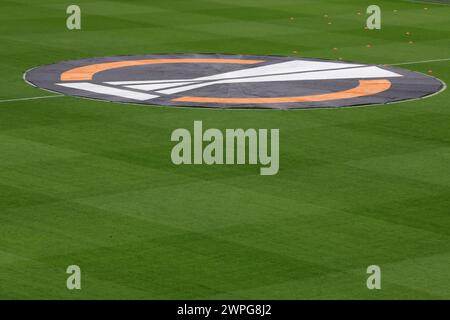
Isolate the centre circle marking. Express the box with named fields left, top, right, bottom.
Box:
left=24, top=54, right=444, bottom=109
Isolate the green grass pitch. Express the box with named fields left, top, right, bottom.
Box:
left=0, top=0, right=449, bottom=299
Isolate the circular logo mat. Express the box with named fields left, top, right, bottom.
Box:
left=24, top=54, right=444, bottom=109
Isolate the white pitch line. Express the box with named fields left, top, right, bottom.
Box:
left=405, top=0, right=450, bottom=6
left=0, top=95, right=64, bottom=103
left=391, top=58, right=450, bottom=66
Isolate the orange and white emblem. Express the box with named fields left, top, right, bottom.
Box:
left=25, top=54, right=443, bottom=109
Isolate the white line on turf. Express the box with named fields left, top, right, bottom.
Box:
left=0, top=95, right=64, bottom=103
left=391, top=58, right=450, bottom=66
left=405, top=0, right=450, bottom=6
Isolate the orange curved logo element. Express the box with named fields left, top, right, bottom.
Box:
left=174, top=80, right=392, bottom=104
left=60, top=59, right=265, bottom=81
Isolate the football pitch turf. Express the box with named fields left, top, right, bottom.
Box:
left=0, top=0, right=449, bottom=299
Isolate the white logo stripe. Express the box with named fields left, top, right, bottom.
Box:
left=56, top=82, right=158, bottom=101
left=105, top=79, right=196, bottom=85
left=105, top=61, right=364, bottom=86
left=193, top=60, right=364, bottom=81
left=156, top=66, right=402, bottom=95
left=124, top=81, right=199, bottom=91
